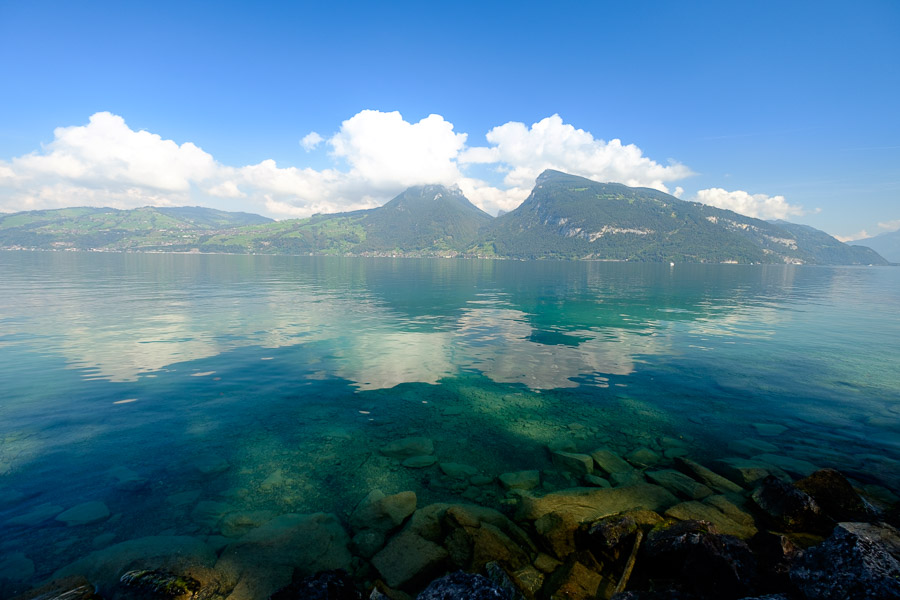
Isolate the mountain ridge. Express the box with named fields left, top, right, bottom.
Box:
left=0, top=172, right=889, bottom=265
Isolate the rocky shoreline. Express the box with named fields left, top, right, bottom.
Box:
left=9, top=442, right=900, bottom=600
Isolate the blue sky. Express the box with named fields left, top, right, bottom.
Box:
left=1, top=0, right=898, bottom=239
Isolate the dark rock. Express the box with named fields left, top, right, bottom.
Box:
left=551, top=452, right=594, bottom=476
left=418, top=571, right=513, bottom=600
left=368, top=580, right=412, bottom=600
left=640, top=520, right=757, bottom=599
left=588, top=513, right=639, bottom=552
left=748, top=531, right=799, bottom=595
left=484, top=562, right=524, bottom=600
left=119, top=569, right=201, bottom=598
left=10, top=576, right=102, bottom=600
left=790, top=521, right=900, bottom=599
left=443, top=507, right=532, bottom=571
left=611, top=592, right=699, bottom=599
left=269, top=569, right=361, bottom=600
left=795, top=469, right=877, bottom=522
left=751, top=476, right=829, bottom=533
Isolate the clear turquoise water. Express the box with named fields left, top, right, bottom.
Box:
left=1, top=252, right=899, bottom=587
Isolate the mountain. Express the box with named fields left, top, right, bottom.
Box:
left=854, top=229, right=900, bottom=263
left=0, top=174, right=890, bottom=265
left=194, top=184, right=492, bottom=255
left=0, top=206, right=273, bottom=251
left=770, top=220, right=887, bottom=265
left=476, top=170, right=888, bottom=265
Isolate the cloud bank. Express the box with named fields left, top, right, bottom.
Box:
left=1, top=110, right=791, bottom=222
left=694, top=188, right=805, bottom=221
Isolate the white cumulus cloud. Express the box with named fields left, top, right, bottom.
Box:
left=300, top=132, right=323, bottom=151
left=694, top=188, right=805, bottom=221
left=878, top=219, right=900, bottom=231
left=460, top=114, right=693, bottom=197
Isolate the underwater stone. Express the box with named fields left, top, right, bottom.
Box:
left=728, top=438, right=779, bottom=456
left=7, top=503, right=63, bottom=526
left=625, top=447, right=660, bottom=469
left=379, top=437, right=434, bottom=458
left=352, top=529, right=386, bottom=559
left=0, top=552, right=34, bottom=582
left=56, top=501, right=109, bottom=526
left=119, top=568, right=201, bottom=598
left=8, top=575, right=101, bottom=600
left=371, top=531, right=448, bottom=589
left=440, top=463, right=479, bottom=480
left=216, top=513, right=352, bottom=600
left=350, top=490, right=417, bottom=534
left=470, top=474, right=494, bottom=486
left=646, top=469, right=714, bottom=500
left=543, top=557, right=613, bottom=600
left=664, top=500, right=758, bottom=539
left=583, top=474, right=611, bottom=488
left=715, top=458, right=780, bottom=486
left=589, top=448, right=633, bottom=476
left=551, top=451, right=594, bottom=476
left=191, top=500, right=235, bottom=530
left=674, top=456, right=744, bottom=495
left=54, top=536, right=217, bottom=599
left=753, top=423, right=787, bottom=437
left=516, top=483, right=677, bottom=523
left=499, top=471, right=540, bottom=491
left=752, top=453, right=819, bottom=478
left=401, top=455, right=437, bottom=468
left=220, top=510, right=276, bottom=537
left=547, top=439, right=578, bottom=453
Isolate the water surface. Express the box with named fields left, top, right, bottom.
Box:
left=1, top=252, right=898, bottom=589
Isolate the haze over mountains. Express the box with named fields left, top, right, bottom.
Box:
left=0, top=170, right=889, bottom=265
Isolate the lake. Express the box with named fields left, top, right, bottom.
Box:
left=1, top=251, right=898, bottom=593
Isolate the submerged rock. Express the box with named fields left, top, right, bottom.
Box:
left=269, top=569, right=362, bottom=600
left=371, top=532, right=448, bottom=589
left=515, top=483, right=677, bottom=524
left=664, top=500, right=757, bottom=539
left=674, top=457, right=744, bottom=495
left=625, top=448, right=660, bottom=469
left=590, top=449, right=634, bottom=477
left=499, top=471, right=541, bottom=491
left=380, top=437, right=434, bottom=458
left=349, top=490, right=416, bottom=534
left=646, top=470, right=713, bottom=500
left=119, top=568, right=201, bottom=598
left=55, top=501, right=110, bottom=526
left=9, top=575, right=102, bottom=600
left=216, top=513, right=352, bottom=600
left=551, top=452, right=594, bottom=476
left=54, top=535, right=217, bottom=599
left=543, top=554, right=615, bottom=600
left=418, top=571, right=512, bottom=600
left=440, top=463, right=479, bottom=480
left=790, top=521, right=900, bottom=599
left=401, top=455, right=437, bottom=468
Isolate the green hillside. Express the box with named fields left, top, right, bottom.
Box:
left=0, top=173, right=889, bottom=265
left=478, top=170, right=888, bottom=265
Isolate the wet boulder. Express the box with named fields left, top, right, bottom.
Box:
left=542, top=553, right=615, bottom=600
left=795, top=469, right=877, bottom=523
left=418, top=571, right=513, bottom=600
left=119, top=569, right=201, bottom=598
left=751, top=476, right=830, bottom=533
left=639, top=520, right=758, bottom=599
left=790, top=521, right=900, bottom=600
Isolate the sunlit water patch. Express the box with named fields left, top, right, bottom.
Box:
left=0, top=252, right=898, bottom=594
